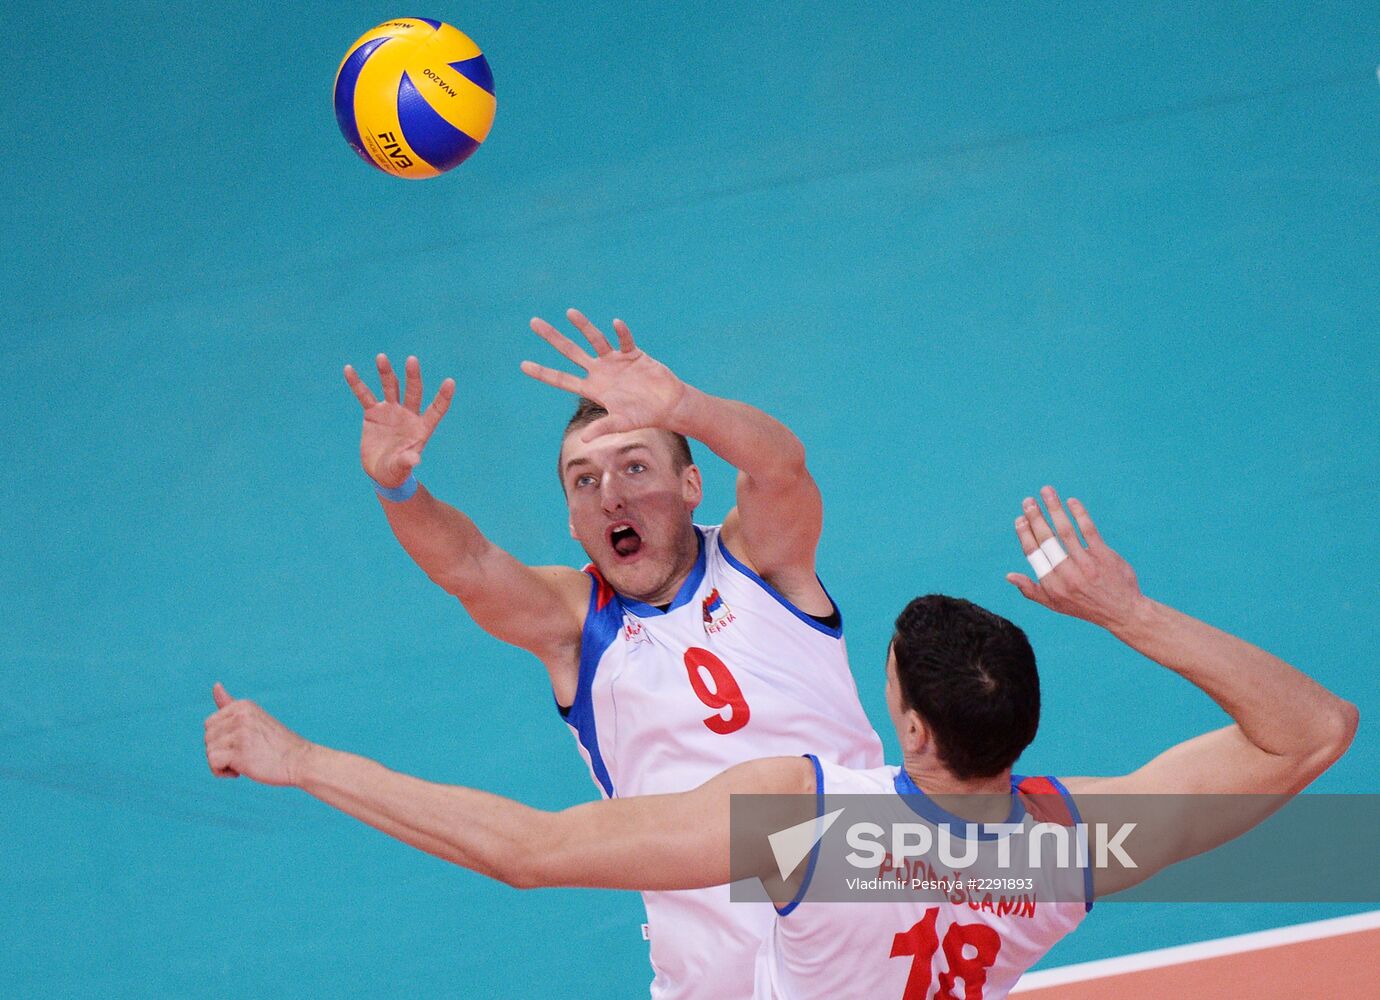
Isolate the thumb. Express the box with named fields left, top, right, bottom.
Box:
left=580, top=413, right=636, bottom=442
left=1005, top=573, right=1043, bottom=604
left=213, top=682, right=234, bottom=709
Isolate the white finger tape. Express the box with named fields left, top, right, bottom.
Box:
left=1027, top=548, right=1054, bottom=579
left=1040, top=537, right=1068, bottom=569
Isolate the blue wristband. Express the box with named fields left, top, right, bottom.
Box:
left=374, top=473, right=418, bottom=503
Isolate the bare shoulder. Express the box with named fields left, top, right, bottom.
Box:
left=1054, top=774, right=1127, bottom=811
left=719, top=508, right=832, bottom=615
left=720, top=757, right=821, bottom=898
left=718, top=507, right=759, bottom=573
left=523, top=566, right=594, bottom=707
left=716, top=755, right=818, bottom=796
left=1053, top=774, right=1157, bottom=834
left=1055, top=775, right=1114, bottom=795
left=531, top=564, right=595, bottom=622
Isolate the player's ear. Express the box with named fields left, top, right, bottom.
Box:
left=901, top=709, right=929, bottom=756
left=681, top=464, right=703, bottom=509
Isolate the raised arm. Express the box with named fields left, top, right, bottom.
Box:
left=1006, top=487, right=1358, bottom=893
left=203, top=684, right=813, bottom=893
left=521, top=311, right=828, bottom=613
left=343, top=355, right=586, bottom=698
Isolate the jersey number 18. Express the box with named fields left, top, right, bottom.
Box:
left=891, top=907, right=1001, bottom=1000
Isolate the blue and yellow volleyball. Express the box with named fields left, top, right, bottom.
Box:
left=334, top=18, right=496, bottom=179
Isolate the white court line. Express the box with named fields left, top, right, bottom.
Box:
left=1013, top=910, right=1380, bottom=991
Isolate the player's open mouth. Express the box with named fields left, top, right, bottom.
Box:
left=607, top=521, right=643, bottom=559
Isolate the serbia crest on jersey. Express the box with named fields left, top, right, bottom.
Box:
left=559, top=525, right=884, bottom=1000
left=753, top=759, right=1091, bottom=1000
left=702, top=587, right=735, bottom=633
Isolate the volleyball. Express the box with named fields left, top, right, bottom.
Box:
left=334, top=18, right=496, bottom=179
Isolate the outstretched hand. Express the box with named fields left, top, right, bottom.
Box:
left=344, top=355, right=456, bottom=488
left=203, top=683, right=311, bottom=787
left=1005, top=487, right=1145, bottom=631
left=520, top=309, right=689, bottom=441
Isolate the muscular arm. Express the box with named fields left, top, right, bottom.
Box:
left=1008, top=488, right=1358, bottom=895
left=1074, top=597, right=1358, bottom=798
left=670, top=386, right=829, bottom=615
left=1063, top=597, right=1357, bottom=895
left=381, top=484, right=587, bottom=698
left=204, top=690, right=815, bottom=895
left=344, top=356, right=586, bottom=698
left=299, top=750, right=812, bottom=892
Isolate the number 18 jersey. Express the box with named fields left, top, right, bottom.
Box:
left=754, top=759, right=1091, bottom=1000
left=561, top=524, right=884, bottom=999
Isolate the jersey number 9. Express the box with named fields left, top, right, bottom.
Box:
left=683, top=647, right=751, bottom=735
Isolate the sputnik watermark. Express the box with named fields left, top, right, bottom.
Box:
left=763, top=809, right=1134, bottom=881
left=841, top=821, right=1135, bottom=872
left=734, top=792, right=1380, bottom=904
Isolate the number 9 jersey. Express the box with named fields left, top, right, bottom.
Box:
left=560, top=524, right=884, bottom=999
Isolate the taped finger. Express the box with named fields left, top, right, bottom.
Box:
left=1039, top=536, right=1068, bottom=571
left=1027, top=547, right=1054, bottom=579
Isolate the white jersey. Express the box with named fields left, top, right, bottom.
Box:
left=561, top=524, right=884, bottom=999
left=754, top=759, right=1091, bottom=1000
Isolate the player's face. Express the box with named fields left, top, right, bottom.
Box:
left=560, top=428, right=702, bottom=604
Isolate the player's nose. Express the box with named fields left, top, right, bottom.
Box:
left=599, top=476, right=627, bottom=513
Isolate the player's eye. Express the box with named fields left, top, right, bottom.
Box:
left=627, top=463, right=646, bottom=474
left=575, top=474, right=596, bottom=488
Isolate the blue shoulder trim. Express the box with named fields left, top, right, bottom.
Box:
left=776, top=754, right=825, bottom=917
left=1044, top=775, right=1094, bottom=913
left=563, top=572, right=622, bottom=798
left=715, top=536, right=843, bottom=638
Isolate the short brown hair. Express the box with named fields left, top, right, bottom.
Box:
left=559, top=397, right=694, bottom=484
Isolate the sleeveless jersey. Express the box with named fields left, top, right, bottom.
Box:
left=561, top=524, right=884, bottom=999
left=753, top=759, right=1091, bottom=1000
